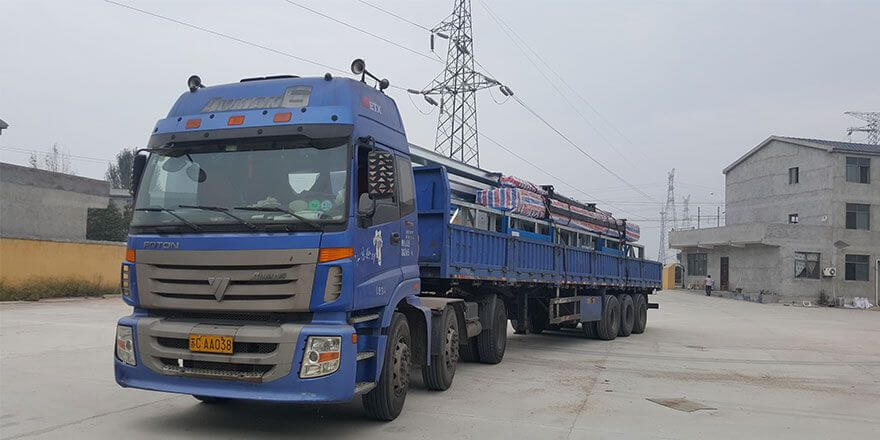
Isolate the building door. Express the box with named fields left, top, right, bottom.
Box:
left=720, top=257, right=729, bottom=291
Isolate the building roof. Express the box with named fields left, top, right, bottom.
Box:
left=723, top=135, right=880, bottom=174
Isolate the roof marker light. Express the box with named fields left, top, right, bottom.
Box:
left=274, top=112, right=292, bottom=123
left=185, top=118, right=201, bottom=129
left=227, top=115, right=244, bottom=126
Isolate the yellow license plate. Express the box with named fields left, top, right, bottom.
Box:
left=188, top=334, right=233, bottom=354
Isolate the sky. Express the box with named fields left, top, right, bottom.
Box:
left=1, top=0, right=878, bottom=257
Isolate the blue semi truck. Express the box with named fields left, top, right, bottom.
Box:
left=114, top=60, right=662, bottom=420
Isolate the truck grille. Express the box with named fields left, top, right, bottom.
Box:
left=136, top=316, right=303, bottom=383
left=134, top=249, right=318, bottom=312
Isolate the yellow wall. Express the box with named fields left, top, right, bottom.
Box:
left=0, top=237, right=125, bottom=287
left=662, top=264, right=677, bottom=290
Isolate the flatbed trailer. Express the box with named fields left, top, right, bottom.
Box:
left=114, top=61, right=662, bottom=421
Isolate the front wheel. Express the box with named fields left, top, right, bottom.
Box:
left=363, top=312, right=411, bottom=421
left=422, top=307, right=460, bottom=391
left=477, top=299, right=507, bottom=364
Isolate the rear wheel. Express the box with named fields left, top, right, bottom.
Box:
left=477, top=299, right=507, bottom=364
left=363, top=312, right=411, bottom=421
left=527, top=307, right=549, bottom=334
left=422, top=307, right=460, bottom=391
left=596, top=295, right=620, bottom=341
left=618, top=294, right=634, bottom=337
left=631, top=293, right=648, bottom=334
left=459, top=337, right=479, bottom=362
left=581, top=321, right=597, bottom=339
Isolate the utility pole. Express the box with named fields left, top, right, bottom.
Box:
left=845, top=111, right=879, bottom=145
left=409, top=0, right=510, bottom=166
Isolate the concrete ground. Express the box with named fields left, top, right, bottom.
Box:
left=1, top=290, right=878, bottom=440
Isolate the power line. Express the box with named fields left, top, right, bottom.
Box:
left=356, top=0, right=432, bottom=32
left=282, top=0, right=441, bottom=63
left=0, top=147, right=110, bottom=164
left=478, top=1, right=649, bottom=163
left=511, top=95, right=659, bottom=202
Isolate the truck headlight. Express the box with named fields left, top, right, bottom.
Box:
left=300, top=336, right=341, bottom=378
left=116, top=325, right=136, bottom=366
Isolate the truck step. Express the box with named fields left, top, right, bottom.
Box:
left=349, top=313, right=380, bottom=325
left=356, top=351, right=376, bottom=361
left=354, top=382, right=376, bottom=395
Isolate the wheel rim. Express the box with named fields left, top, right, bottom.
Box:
left=390, top=337, right=410, bottom=398
left=444, top=324, right=459, bottom=372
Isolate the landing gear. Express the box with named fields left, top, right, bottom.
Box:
left=363, top=312, right=411, bottom=421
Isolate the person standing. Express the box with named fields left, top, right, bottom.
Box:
left=705, top=275, right=714, bottom=296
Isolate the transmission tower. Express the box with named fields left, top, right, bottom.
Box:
left=681, top=194, right=692, bottom=229
left=409, top=0, right=510, bottom=166
left=657, top=169, right=678, bottom=264
left=845, top=111, right=880, bottom=145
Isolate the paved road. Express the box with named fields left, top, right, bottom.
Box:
left=1, top=291, right=879, bottom=439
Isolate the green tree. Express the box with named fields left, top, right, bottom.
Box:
left=106, top=148, right=135, bottom=190
left=86, top=202, right=131, bottom=242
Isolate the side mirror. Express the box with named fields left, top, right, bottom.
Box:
left=131, top=154, right=147, bottom=197
left=367, top=150, right=395, bottom=199
left=357, top=193, right=375, bottom=217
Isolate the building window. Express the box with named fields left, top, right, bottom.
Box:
left=794, top=252, right=820, bottom=279
left=687, top=253, right=707, bottom=276
left=788, top=167, right=799, bottom=184
left=845, top=203, right=870, bottom=230
left=845, top=157, right=870, bottom=184
left=788, top=213, right=799, bottom=224
left=845, top=254, right=869, bottom=281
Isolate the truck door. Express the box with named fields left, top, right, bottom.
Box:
left=394, top=155, right=419, bottom=280
left=353, top=144, right=402, bottom=310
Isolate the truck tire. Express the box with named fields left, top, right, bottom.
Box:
left=618, top=294, right=634, bottom=337
left=363, top=312, right=411, bottom=421
left=581, top=321, right=597, bottom=339
left=631, top=293, right=648, bottom=334
left=422, top=307, right=460, bottom=391
left=595, top=295, right=620, bottom=341
left=459, top=337, right=479, bottom=362
left=527, top=307, right=549, bottom=334
left=477, top=299, right=507, bottom=364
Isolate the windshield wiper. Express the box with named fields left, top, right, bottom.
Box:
left=135, top=207, right=202, bottom=232
left=232, top=206, right=324, bottom=231
left=177, top=205, right=256, bottom=230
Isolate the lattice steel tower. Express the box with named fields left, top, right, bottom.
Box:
left=845, top=111, right=880, bottom=145
left=658, top=169, right=678, bottom=264
left=410, top=0, right=508, bottom=166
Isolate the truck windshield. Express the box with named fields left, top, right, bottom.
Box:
left=131, top=137, right=350, bottom=231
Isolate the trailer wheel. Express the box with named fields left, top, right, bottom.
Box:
left=618, top=294, right=634, bottom=337
left=631, top=293, right=648, bottom=334
left=527, top=308, right=549, bottom=334
left=596, top=295, right=620, bottom=341
left=581, top=321, right=597, bottom=339
left=459, top=337, right=479, bottom=362
left=422, top=307, right=460, bottom=391
left=363, top=312, right=411, bottom=421
left=477, top=299, right=507, bottom=364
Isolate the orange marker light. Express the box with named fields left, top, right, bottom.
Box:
left=318, top=247, right=354, bottom=263
left=126, top=249, right=136, bottom=262
left=317, top=352, right=340, bottom=362
left=227, top=115, right=245, bottom=126
left=351, top=334, right=358, bottom=344
left=273, top=112, right=292, bottom=123
left=185, top=118, right=201, bottom=129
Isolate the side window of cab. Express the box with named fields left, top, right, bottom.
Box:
left=395, top=155, right=415, bottom=217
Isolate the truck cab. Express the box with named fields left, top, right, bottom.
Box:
left=116, top=72, right=434, bottom=420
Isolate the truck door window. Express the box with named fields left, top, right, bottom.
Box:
left=395, top=156, right=415, bottom=216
